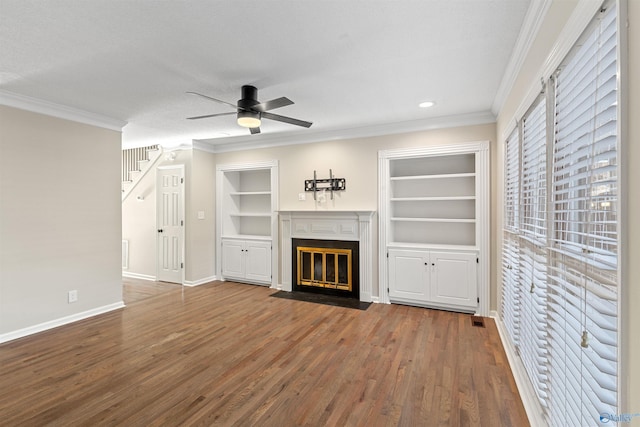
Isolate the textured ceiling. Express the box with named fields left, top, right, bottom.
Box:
left=0, top=0, right=531, bottom=149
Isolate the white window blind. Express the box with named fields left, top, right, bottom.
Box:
left=501, top=231, right=521, bottom=347
left=548, top=2, right=618, bottom=426
left=501, top=128, right=521, bottom=347
left=519, top=96, right=549, bottom=405
left=499, top=2, right=619, bottom=425
left=551, top=3, right=618, bottom=265
left=504, top=128, right=520, bottom=232
left=521, top=97, right=547, bottom=241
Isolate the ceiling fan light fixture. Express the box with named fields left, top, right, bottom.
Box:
left=237, top=110, right=261, bottom=128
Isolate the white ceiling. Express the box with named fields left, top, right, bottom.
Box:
left=0, top=0, right=532, bottom=150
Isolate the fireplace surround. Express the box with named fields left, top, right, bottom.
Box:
left=279, top=210, right=375, bottom=302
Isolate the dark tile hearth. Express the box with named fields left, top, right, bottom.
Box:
left=270, top=291, right=371, bottom=311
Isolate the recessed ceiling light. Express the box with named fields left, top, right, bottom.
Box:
left=419, top=101, right=435, bottom=108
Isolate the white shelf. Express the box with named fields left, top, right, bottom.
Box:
left=384, top=151, right=477, bottom=247
left=222, top=234, right=272, bottom=241
left=229, top=212, right=272, bottom=217
left=229, top=191, right=271, bottom=196
left=390, top=172, right=476, bottom=181
left=388, top=242, right=478, bottom=251
left=390, top=217, right=476, bottom=223
left=390, top=196, right=476, bottom=201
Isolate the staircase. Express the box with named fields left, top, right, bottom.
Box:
left=122, top=145, right=163, bottom=201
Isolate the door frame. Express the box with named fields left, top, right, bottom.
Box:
left=156, top=164, right=185, bottom=285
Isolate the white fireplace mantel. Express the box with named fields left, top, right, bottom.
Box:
left=278, top=210, right=375, bottom=302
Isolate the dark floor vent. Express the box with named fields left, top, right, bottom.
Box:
left=471, top=316, right=485, bottom=328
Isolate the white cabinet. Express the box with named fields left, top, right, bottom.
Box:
left=379, top=142, right=489, bottom=315
left=216, top=161, right=278, bottom=287
left=221, top=238, right=272, bottom=284
left=221, top=239, right=245, bottom=278
left=388, top=249, right=429, bottom=301
left=388, top=249, right=477, bottom=311
left=429, top=251, right=477, bottom=309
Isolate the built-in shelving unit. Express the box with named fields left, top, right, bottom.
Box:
left=388, top=152, right=476, bottom=249
left=378, top=142, right=489, bottom=315
left=216, top=161, right=278, bottom=286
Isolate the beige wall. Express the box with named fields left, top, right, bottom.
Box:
left=123, top=124, right=496, bottom=289
left=0, top=106, right=123, bottom=336
left=216, top=124, right=496, bottom=209
left=215, top=123, right=497, bottom=298
left=186, top=149, right=216, bottom=282
left=496, top=0, right=639, bottom=417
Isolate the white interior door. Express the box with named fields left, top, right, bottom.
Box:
left=157, top=166, right=184, bottom=284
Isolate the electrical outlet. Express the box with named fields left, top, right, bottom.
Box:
left=298, top=193, right=306, bottom=201
left=68, top=290, right=78, bottom=303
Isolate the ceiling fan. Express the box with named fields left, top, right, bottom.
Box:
left=187, top=85, right=312, bottom=135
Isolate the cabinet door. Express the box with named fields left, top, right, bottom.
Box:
left=388, top=249, right=429, bottom=302
left=429, top=251, right=477, bottom=309
left=222, top=239, right=245, bottom=279
left=245, top=240, right=272, bottom=283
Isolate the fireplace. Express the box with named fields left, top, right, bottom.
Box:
left=279, top=210, right=375, bottom=303
left=292, top=238, right=359, bottom=299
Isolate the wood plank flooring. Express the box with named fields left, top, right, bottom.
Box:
left=0, top=279, right=529, bottom=426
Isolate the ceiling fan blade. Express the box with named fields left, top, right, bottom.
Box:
left=250, top=126, right=261, bottom=135
left=186, top=91, right=238, bottom=110
left=186, top=112, right=236, bottom=120
left=253, top=97, right=294, bottom=112
left=262, top=112, right=312, bottom=128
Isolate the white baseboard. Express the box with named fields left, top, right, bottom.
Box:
left=0, top=301, right=125, bottom=344
left=122, top=271, right=156, bottom=281
left=183, top=275, right=217, bottom=287
left=492, top=313, right=547, bottom=427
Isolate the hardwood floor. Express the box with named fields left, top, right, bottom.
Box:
left=0, top=280, right=529, bottom=426
left=122, top=277, right=182, bottom=304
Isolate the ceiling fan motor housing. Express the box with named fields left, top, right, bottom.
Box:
left=237, top=85, right=261, bottom=126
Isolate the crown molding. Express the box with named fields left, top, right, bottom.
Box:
left=0, top=90, right=127, bottom=131
left=202, top=110, right=496, bottom=154
left=492, top=0, right=553, bottom=116
left=540, top=0, right=604, bottom=80
left=500, top=0, right=604, bottom=136
left=192, top=140, right=216, bottom=154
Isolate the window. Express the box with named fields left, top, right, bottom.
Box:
left=520, top=95, right=550, bottom=404
left=500, top=2, right=619, bottom=425
left=501, top=128, right=521, bottom=348
left=521, top=96, right=547, bottom=241
left=547, top=3, right=618, bottom=424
